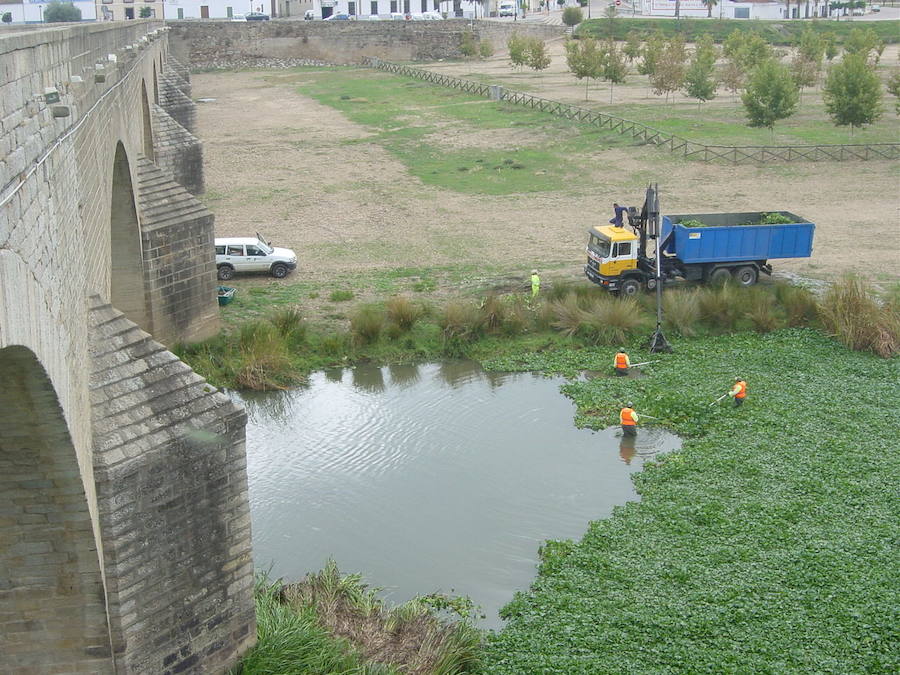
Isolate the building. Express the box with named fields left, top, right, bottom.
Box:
left=1, top=0, right=97, bottom=22
left=97, top=0, right=162, bottom=20
left=638, top=0, right=833, bottom=19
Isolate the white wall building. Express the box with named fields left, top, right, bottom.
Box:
left=639, top=0, right=832, bottom=19
left=0, top=0, right=97, bottom=23
left=298, top=0, right=488, bottom=19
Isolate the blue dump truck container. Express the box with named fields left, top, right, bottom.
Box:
left=662, top=212, right=815, bottom=264
left=585, top=210, right=815, bottom=295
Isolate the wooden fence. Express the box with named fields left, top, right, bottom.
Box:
left=364, top=58, right=900, bottom=165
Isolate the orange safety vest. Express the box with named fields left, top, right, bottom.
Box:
left=615, top=353, right=629, bottom=369
left=620, top=407, right=636, bottom=426
left=735, top=380, right=747, bottom=399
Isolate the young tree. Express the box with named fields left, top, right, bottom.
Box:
left=562, top=6, right=583, bottom=26
left=823, top=32, right=839, bottom=62
left=623, top=31, right=641, bottom=63
left=139, top=5, right=152, bottom=17
left=684, top=34, right=718, bottom=107
left=702, top=0, right=718, bottom=17
left=843, top=27, right=883, bottom=64
left=823, top=52, right=883, bottom=134
left=526, top=37, right=551, bottom=73
left=602, top=38, right=629, bottom=104
left=479, top=39, right=494, bottom=59
left=460, top=31, right=478, bottom=58
left=740, top=33, right=773, bottom=72
left=43, top=1, right=81, bottom=22
left=508, top=33, right=528, bottom=70
left=565, top=37, right=604, bottom=100
left=888, top=70, right=900, bottom=116
left=2, top=11, right=12, bottom=23
left=791, top=56, right=819, bottom=99
left=651, top=35, right=687, bottom=103
left=723, top=29, right=745, bottom=61
left=638, top=32, right=665, bottom=77
left=741, top=59, right=800, bottom=131
left=719, top=61, right=745, bottom=101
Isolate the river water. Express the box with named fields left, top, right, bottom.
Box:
left=233, top=361, right=680, bottom=628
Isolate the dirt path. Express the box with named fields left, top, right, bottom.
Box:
left=194, top=70, right=900, bottom=309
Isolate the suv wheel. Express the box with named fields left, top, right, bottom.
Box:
left=270, top=263, right=288, bottom=279
left=217, top=265, right=235, bottom=281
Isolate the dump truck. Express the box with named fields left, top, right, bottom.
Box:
left=584, top=210, right=815, bottom=295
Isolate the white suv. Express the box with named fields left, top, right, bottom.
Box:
left=215, top=234, right=297, bottom=281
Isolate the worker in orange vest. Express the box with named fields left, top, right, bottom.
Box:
left=729, top=377, right=747, bottom=407
left=614, top=348, right=631, bottom=376
left=620, top=401, right=639, bottom=437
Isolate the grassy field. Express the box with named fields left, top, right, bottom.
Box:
left=576, top=16, right=900, bottom=45
left=478, top=329, right=900, bottom=673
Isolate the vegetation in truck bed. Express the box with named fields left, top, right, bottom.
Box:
left=675, top=213, right=797, bottom=228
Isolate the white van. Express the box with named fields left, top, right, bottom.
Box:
left=499, top=1, right=516, bottom=16
left=215, top=234, right=297, bottom=280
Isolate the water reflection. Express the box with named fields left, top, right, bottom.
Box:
left=234, top=361, right=681, bottom=629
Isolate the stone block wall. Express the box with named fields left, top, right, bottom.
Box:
left=166, top=19, right=563, bottom=67
left=152, top=103, right=205, bottom=195
left=89, top=298, right=255, bottom=674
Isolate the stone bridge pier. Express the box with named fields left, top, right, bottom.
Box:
left=1, top=22, right=255, bottom=673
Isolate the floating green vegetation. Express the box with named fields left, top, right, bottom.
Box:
left=479, top=329, right=900, bottom=673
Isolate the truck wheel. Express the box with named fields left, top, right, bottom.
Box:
left=217, top=265, right=234, bottom=281
left=620, top=278, right=641, bottom=296
left=733, top=266, right=758, bottom=287
left=646, top=277, right=657, bottom=291
left=270, top=263, right=288, bottom=279
left=708, top=268, right=731, bottom=286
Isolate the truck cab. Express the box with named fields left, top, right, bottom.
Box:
left=584, top=225, right=641, bottom=293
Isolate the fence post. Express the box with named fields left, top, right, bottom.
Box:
left=489, top=85, right=504, bottom=101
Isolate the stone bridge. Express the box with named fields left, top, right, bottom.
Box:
left=1, top=21, right=255, bottom=674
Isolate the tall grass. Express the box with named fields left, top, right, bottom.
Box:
left=818, top=275, right=900, bottom=358
left=386, top=296, right=423, bottom=332
left=580, top=295, right=645, bottom=345
left=744, top=288, right=781, bottom=334
left=663, top=289, right=701, bottom=337
left=351, top=305, right=386, bottom=345
left=698, top=283, right=746, bottom=332
left=774, top=282, right=818, bottom=327
left=440, top=301, right=485, bottom=356
left=275, top=562, right=482, bottom=675
left=270, top=306, right=307, bottom=349
left=235, top=320, right=294, bottom=390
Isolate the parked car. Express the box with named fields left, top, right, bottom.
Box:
left=304, top=9, right=315, bottom=19
left=230, top=13, right=245, bottom=20
left=215, top=234, right=297, bottom=280
left=324, top=12, right=351, bottom=19
left=871, top=3, right=880, bottom=10
left=499, top=1, right=515, bottom=16
left=245, top=11, right=270, bottom=20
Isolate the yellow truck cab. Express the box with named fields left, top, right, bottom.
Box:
left=584, top=225, right=640, bottom=293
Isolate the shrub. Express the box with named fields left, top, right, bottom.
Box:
left=319, top=332, right=351, bottom=357
left=663, top=289, right=701, bottom=336
left=501, top=296, right=531, bottom=336
left=329, top=290, right=354, bottom=302
left=774, top=282, right=818, bottom=327
left=43, top=1, right=81, bottom=22
left=460, top=30, right=478, bottom=58
left=479, top=40, right=494, bottom=59
left=385, top=296, right=422, bottom=332
left=350, top=305, right=385, bottom=345
left=818, top=275, right=899, bottom=358
left=562, top=6, right=583, bottom=26
left=481, top=294, right=507, bottom=333
left=550, top=295, right=587, bottom=337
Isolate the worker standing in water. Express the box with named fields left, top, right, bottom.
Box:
left=614, top=348, right=631, bottom=376
left=530, top=269, right=540, bottom=298
left=729, top=377, right=747, bottom=407
left=620, top=402, right=639, bottom=437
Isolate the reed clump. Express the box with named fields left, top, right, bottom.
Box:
left=386, top=296, right=424, bottom=332
left=818, top=275, right=899, bottom=358
left=744, top=287, right=781, bottom=333
left=440, top=301, right=485, bottom=356
left=774, top=282, right=818, bottom=327
left=351, top=305, right=386, bottom=345
left=235, top=320, right=295, bottom=390
left=663, top=289, right=701, bottom=336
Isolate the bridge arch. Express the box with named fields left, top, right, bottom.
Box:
left=0, top=346, right=113, bottom=671
left=152, top=61, right=159, bottom=104
left=109, top=141, right=151, bottom=332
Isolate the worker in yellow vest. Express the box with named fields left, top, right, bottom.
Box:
left=530, top=269, right=540, bottom=298
left=614, top=348, right=631, bottom=376
left=729, top=377, right=747, bottom=407
left=620, top=402, right=639, bottom=437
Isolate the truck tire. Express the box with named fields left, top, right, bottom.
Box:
left=620, top=278, right=641, bottom=297
left=733, top=265, right=758, bottom=287
left=708, top=268, right=732, bottom=286
left=217, top=265, right=235, bottom=281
